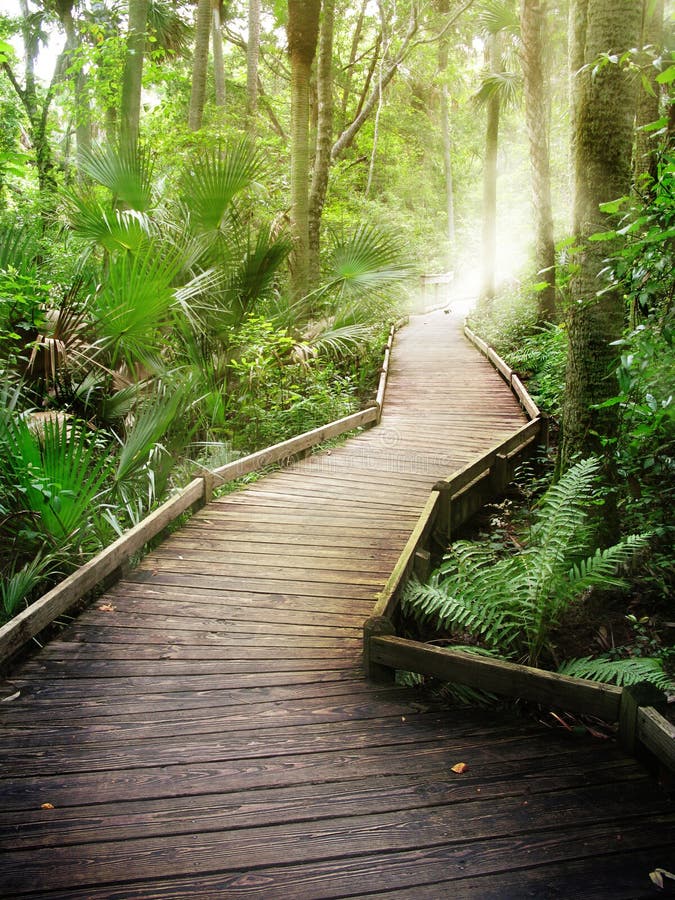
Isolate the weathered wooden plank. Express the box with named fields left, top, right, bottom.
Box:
left=0, top=757, right=651, bottom=853
left=371, top=492, right=440, bottom=620
left=512, top=372, right=541, bottom=418
left=638, top=705, right=675, bottom=772
left=434, top=417, right=542, bottom=495
left=369, top=636, right=623, bottom=721
left=1, top=793, right=671, bottom=894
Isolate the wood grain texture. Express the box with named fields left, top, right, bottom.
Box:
left=0, top=310, right=670, bottom=898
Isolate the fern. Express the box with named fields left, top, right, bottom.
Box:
left=403, top=458, right=652, bottom=668
left=558, top=656, right=674, bottom=691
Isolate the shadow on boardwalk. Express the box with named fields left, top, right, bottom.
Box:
left=0, top=311, right=672, bottom=898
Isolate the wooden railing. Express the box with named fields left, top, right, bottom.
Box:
left=0, top=320, right=400, bottom=666
left=419, top=271, right=454, bottom=311
left=363, top=322, right=674, bottom=775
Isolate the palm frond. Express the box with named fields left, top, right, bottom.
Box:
left=64, top=192, right=155, bottom=252
left=322, top=225, right=412, bottom=310
left=147, top=0, right=191, bottom=55
left=0, top=413, right=112, bottom=547
left=301, top=322, right=373, bottom=358
left=558, top=655, right=674, bottom=690
left=0, top=224, right=37, bottom=274
left=1, top=553, right=61, bottom=620
left=477, top=0, right=520, bottom=36
left=224, top=225, right=293, bottom=320
left=473, top=70, right=521, bottom=108
left=79, top=143, right=155, bottom=212
left=113, top=386, right=187, bottom=487
left=182, top=140, right=264, bottom=233
left=91, top=242, right=183, bottom=368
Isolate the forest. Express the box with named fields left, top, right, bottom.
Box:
left=0, top=0, right=673, bottom=690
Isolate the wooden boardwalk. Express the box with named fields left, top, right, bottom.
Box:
left=1, top=311, right=673, bottom=898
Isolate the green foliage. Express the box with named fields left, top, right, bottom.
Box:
left=0, top=409, right=112, bottom=552
left=505, top=325, right=567, bottom=417
left=402, top=458, right=653, bottom=676
left=1, top=554, right=61, bottom=621
left=591, top=153, right=675, bottom=593
left=468, top=285, right=567, bottom=416
left=558, top=655, right=673, bottom=690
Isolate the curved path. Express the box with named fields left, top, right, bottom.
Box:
left=0, top=311, right=672, bottom=898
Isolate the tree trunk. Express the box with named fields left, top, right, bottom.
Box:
left=119, top=0, right=148, bottom=152
left=634, top=0, right=664, bottom=184
left=480, top=87, right=499, bottom=303
left=340, top=0, right=368, bottom=130
left=520, top=0, right=555, bottom=321
left=437, top=0, right=455, bottom=257
left=561, top=0, right=642, bottom=466
left=58, top=2, right=92, bottom=171
left=479, top=32, right=501, bottom=305
left=246, top=0, right=261, bottom=122
left=287, top=0, right=321, bottom=300
left=188, top=0, right=212, bottom=131
left=308, top=0, right=335, bottom=290
left=212, top=0, right=226, bottom=110
left=331, top=10, right=417, bottom=162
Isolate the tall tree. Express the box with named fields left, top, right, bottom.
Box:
left=474, top=0, right=519, bottom=304
left=437, top=0, right=456, bottom=257
left=188, top=0, right=212, bottom=131
left=119, top=0, right=149, bottom=152
left=246, top=0, right=261, bottom=122
left=54, top=0, right=91, bottom=167
left=1, top=1, right=57, bottom=196
left=561, top=0, right=642, bottom=465
left=212, top=0, right=226, bottom=109
left=520, top=0, right=555, bottom=321
left=287, top=0, right=321, bottom=299
left=308, top=0, right=335, bottom=289
left=634, top=0, right=664, bottom=184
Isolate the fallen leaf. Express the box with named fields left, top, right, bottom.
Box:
left=451, top=762, right=469, bottom=774
left=98, top=603, right=116, bottom=612
left=40, top=803, right=55, bottom=810
left=650, top=869, right=675, bottom=890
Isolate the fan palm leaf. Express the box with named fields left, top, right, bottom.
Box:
left=0, top=413, right=112, bottom=548
left=322, top=225, right=412, bottom=309
left=181, top=140, right=264, bottom=234
left=79, top=143, right=155, bottom=212
left=91, top=242, right=185, bottom=369
left=64, top=193, right=155, bottom=252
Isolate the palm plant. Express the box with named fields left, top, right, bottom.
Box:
left=402, top=458, right=668, bottom=688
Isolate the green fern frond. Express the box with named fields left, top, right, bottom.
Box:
left=558, top=655, right=673, bottom=690
left=566, top=533, right=652, bottom=594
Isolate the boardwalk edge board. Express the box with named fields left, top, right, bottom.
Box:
left=364, top=322, right=674, bottom=773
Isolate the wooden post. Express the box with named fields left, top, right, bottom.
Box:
left=413, top=548, right=431, bottom=582
left=363, top=615, right=396, bottom=682
left=433, top=483, right=451, bottom=543
left=618, top=682, right=666, bottom=755
left=489, top=452, right=509, bottom=495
